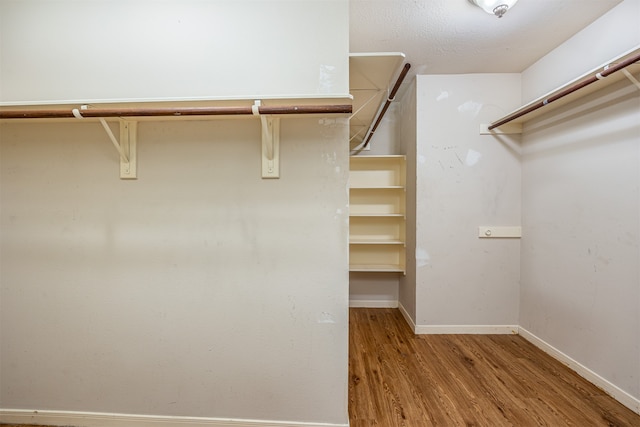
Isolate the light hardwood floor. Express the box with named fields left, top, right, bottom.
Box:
left=349, top=308, right=640, bottom=426
left=3, top=308, right=639, bottom=426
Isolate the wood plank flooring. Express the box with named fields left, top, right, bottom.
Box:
left=349, top=308, right=640, bottom=426
left=3, top=308, right=639, bottom=426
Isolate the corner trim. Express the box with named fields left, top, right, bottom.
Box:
left=518, top=327, right=640, bottom=415
left=0, top=410, right=349, bottom=427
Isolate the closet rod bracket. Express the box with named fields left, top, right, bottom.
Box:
left=480, top=123, right=522, bottom=135
left=99, top=118, right=137, bottom=179
left=254, top=101, right=280, bottom=179
left=622, top=69, right=640, bottom=91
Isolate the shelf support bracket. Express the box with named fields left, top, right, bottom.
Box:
left=480, top=123, right=522, bottom=135
left=99, top=118, right=137, bottom=179
left=622, top=69, right=640, bottom=91
left=254, top=101, right=280, bottom=179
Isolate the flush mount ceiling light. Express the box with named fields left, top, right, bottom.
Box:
left=469, top=0, right=518, bottom=18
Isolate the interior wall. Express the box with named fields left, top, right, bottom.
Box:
left=414, top=74, right=522, bottom=329
left=398, top=82, right=418, bottom=320
left=520, top=79, right=640, bottom=404
left=521, top=0, right=640, bottom=103
left=519, top=0, right=640, bottom=403
left=0, top=0, right=349, bottom=104
left=0, top=1, right=350, bottom=425
left=0, top=118, right=350, bottom=424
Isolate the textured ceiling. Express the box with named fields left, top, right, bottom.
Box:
left=350, top=0, right=623, bottom=86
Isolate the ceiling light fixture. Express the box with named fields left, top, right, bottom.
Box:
left=469, top=0, right=518, bottom=18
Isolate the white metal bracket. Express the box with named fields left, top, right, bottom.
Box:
left=261, top=116, right=280, bottom=178
left=622, top=69, right=640, bottom=91
left=253, top=101, right=280, bottom=179
left=99, top=118, right=137, bottom=179
left=480, top=123, right=523, bottom=135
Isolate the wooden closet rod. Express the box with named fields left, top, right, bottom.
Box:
left=488, top=52, right=640, bottom=131
left=363, top=62, right=412, bottom=147
left=0, top=104, right=352, bottom=120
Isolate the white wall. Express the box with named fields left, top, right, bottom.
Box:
left=0, top=0, right=349, bottom=104
left=520, top=0, right=640, bottom=404
left=398, top=82, right=418, bottom=320
left=414, top=74, right=522, bottom=330
left=349, top=273, right=398, bottom=307
left=522, top=0, right=640, bottom=103
left=0, top=1, right=350, bottom=425
left=0, top=118, right=350, bottom=426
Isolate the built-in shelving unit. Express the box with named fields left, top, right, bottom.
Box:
left=349, top=155, right=406, bottom=273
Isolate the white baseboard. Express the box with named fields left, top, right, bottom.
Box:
left=519, top=327, right=640, bottom=415
left=414, top=324, right=519, bottom=335
left=0, top=409, right=349, bottom=427
left=395, top=303, right=518, bottom=335
left=349, top=299, right=398, bottom=308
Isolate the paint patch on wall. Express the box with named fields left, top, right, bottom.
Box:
left=465, top=149, right=482, bottom=166
left=457, top=100, right=483, bottom=117
left=416, top=248, right=430, bottom=267
left=318, top=64, right=337, bottom=93
left=418, top=154, right=426, bottom=164
left=317, top=311, right=336, bottom=324
left=436, top=91, right=449, bottom=101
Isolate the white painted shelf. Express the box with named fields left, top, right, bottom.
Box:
left=489, top=47, right=640, bottom=131
left=349, top=53, right=405, bottom=148
left=349, top=155, right=406, bottom=274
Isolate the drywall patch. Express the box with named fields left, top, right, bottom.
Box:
left=436, top=91, right=449, bottom=101
left=416, top=248, right=430, bottom=267
left=317, top=311, right=336, bottom=324
left=318, top=64, right=337, bottom=93
left=465, top=149, right=482, bottom=166
left=457, top=100, right=483, bottom=117
left=418, top=154, right=426, bottom=164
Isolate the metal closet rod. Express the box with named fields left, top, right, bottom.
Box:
left=488, top=51, right=640, bottom=131
left=363, top=62, right=412, bottom=147
left=0, top=103, right=352, bottom=119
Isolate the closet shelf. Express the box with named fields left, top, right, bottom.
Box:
left=350, top=186, right=405, bottom=190
left=0, top=97, right=352, bottom=121
left=350, top=264, right=405, bottom=273
left=349, top=155, right=406, bottom=274
left=0, top=96, right=352, bottom=180
left=349, top=53, right=406, bottom=149
left=350, top=213, right=405, bottom=217
left=350, top=239, right=405, bottom=245
left=488, top=47, right=640, bottom=132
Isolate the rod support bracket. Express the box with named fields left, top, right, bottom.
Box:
left=622, top=69, right=640, bottom=91
left=261, top=116, right=280, bottom=179
left=119, top=119, right=137, bottom=179
left=99, top=118, right=137, bottom=179
left=255, top=101, right=280, bottom=179
left=480, top=123, right=522, bottom=135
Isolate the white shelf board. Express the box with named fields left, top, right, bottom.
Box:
left=349, top=214, right=405, bottom=217
left=349, top=239, right=405, bottom=245
left=349, top=264, right=405, bottom=273
left=490, top=47, right=640, bottom=129
left=350, top=186, right=405, bottom=189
